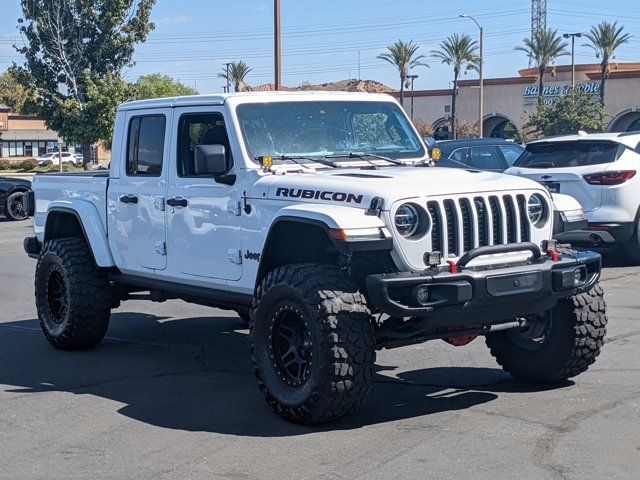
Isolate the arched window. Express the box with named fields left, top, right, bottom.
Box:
left=489, top=119, right=518, bottom=139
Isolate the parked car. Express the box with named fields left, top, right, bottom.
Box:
left=0, top=176, right=32, bottom=221
left=506, top=131, right=640, bottom=260
left=435, top=138, right=524, bottom=172
left=37, top=151, right=80, bottom=166
left=24, top=92, right=606, bottom=425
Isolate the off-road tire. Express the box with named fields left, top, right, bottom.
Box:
left=486, top=279, right=607, bottom=383
left=35, top=237, right=111, bottom=350
left=4, top=191, right=29, bottom=221
left=250, top=263, right=375, bottom=425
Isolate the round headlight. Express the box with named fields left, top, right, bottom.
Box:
left=395, top=203, right=419, bottom=237
left=527, top=194, right=546, bottom=226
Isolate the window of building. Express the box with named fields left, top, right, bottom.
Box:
left=126, top=115, right=166, bottom=176
left=177, top=113, right=231, bottom=177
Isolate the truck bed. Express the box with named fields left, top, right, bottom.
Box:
left=32, top=172, right=109, bottom=241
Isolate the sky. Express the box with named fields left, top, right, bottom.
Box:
left=0, top=0, right=639, bottom=93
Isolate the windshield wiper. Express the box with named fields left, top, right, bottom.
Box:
left=324, top=152, right=407, bottom=166
left=255, top=155, right=340, bottom=168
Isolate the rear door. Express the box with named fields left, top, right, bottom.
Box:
left=513, top=140, right=623, bottom=212
left=108, top=109, right=171, bottom=271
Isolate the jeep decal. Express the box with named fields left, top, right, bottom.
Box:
left=275, top=187, right=363, bottom=204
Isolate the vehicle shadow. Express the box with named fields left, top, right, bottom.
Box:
left=0, top=312, right=571, bottom=437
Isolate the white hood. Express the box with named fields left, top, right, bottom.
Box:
left=257, top=166, right=548, bottom=209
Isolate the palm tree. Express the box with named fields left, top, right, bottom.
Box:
left=430, top=34, right=479, bottom=140
left=218, top=61, right=252, bottom=92
left=584, top=21, right=631, bottom=104
left=516, top=29, right=568, bottom=106
left=378, top=40, right=427, bottom=107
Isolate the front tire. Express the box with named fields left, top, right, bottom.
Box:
left=35, top=238, right=111, bottom=350
left=486, top=284, right=607, bottom=383
left=4, top=191, right=29, bottom=221
left=250, top=264, right=375, bottom=425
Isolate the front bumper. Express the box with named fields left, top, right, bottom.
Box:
left=365, top=245, right=601, bottom=326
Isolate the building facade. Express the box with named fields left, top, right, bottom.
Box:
left=400, top=63, right=640, bottom=139
left=0, top=105, right=110, bottom=164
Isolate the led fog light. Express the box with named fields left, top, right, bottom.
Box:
left=413, top=285, right=430, bottom=305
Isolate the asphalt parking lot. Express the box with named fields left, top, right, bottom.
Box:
left=0, top=218, right=638, bottom=480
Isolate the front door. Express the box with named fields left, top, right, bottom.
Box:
left=165, top=107, right=242, bottom=281
left=108, top=109, right=171, bottom=272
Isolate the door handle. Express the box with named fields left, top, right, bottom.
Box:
left=119, top=194, right=138, bottom=204
left=166, top=197, right=188, bottom=208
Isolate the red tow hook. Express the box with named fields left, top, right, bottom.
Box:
left=447, top=260, right=459, bottom=273
left=547, top=249, right=559, bottom=262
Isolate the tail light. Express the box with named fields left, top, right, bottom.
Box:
left=583, top=170, right=636, bottom=185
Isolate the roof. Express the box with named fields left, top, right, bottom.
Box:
left=529, top=131, right=640, bottom=149
left=437, top=138, right=517, bottom=148
left=119, top=91, right=399, bottom=111
left=0, top=129, right=58, bottom=141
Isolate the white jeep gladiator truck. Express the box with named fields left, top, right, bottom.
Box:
left=24, top=92, right=607, bottom=425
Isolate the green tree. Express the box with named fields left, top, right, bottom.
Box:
left=135, top=74, right=198, bottom=99
left=218, top=61, right=252, bottom=92
left=430, top=34, right=478, bottom=140
left=523, top=90, right=607, bottom=137
left=377, top=40, right=427, bottom=108
left=0, top=68, right=38, bottom=114
left=516, top=29, right=568, bottom=106
left=584, top=21, right=631, bottom=104
left=16, top=0, right=156, bottom=167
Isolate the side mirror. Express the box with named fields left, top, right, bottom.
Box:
left=194, top=144, right=231, bottom=176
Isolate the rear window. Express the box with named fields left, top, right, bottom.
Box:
left=515, top=140, right=623, bottom=168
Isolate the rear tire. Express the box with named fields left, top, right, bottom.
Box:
left=4, top=191, right=29, bottom=221
left=486, top=284, right=607, bottom=383
left=250, top=264, right=375, bottom=425
left=35, top=238, right=111, bottom=350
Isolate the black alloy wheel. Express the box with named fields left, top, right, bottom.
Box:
left=45, top=268, right=69, bottom=326
left=269, top=302, right=313, bottom=388
left=5, top=191, right=29, bottom=221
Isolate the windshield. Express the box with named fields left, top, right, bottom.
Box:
left=515, top=140, right=623, bottom=168
left=236, top=101, right=425, bottom=162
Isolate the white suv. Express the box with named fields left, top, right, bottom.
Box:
left=506, top=131, right=640, bottom=260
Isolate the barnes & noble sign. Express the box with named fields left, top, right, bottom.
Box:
left=523, top=82, right=601, bottom=105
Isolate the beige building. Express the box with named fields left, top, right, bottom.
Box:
left=0, top=105, right=110, bottom=164
left=399, top=63, right=640, bottom=139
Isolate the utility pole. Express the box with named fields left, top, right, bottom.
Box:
left=460, top=14, right=484, bottom=138
left=223, top=62, right=231, bottom=93
left=274, top=0, right=281, bottom=91
left=407, top=74, right=418, bottom=120
left=530, top=0, right=547, bottom=66
left=358, top=50, right=361, bottom=80
left=563, top=32, right=583, bottom=89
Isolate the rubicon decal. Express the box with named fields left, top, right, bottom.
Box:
left=275, top=187, right=363, bottom=204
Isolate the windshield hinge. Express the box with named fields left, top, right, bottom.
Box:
left=227, top=248, right=243, bottom=265
left=154, top=241, right=167, bottom=256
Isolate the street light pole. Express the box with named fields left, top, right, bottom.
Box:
left=274, top=0, right=281, bottom=91
left=223, top=62, right=231, bottom=93
left=563, top=32, right=583, bottom=89
left=460, top=14, right=483, bottom=138
left=407, top=74, right=418, bottom=120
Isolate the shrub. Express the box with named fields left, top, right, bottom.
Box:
left=412, top=119, right=434, bottom=137
left=43, top=159, right=53, bottom=166
left=18, top=158, right=39, bottom=171
left=0, top=159, right=12, bottom=170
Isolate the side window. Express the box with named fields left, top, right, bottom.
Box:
left=449, top=148, right=469, bottom=165
left=498, top=145, right=525, bottom=166
left=470, top=146, right=505, bottom=170
left=126, top=115, right=166, bottom=176
left=635, top=141, right=640, bottom=154
left=177, top=113, right=231, bottom=177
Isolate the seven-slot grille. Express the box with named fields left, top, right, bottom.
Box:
left=426, top=194, right=531, bottom=259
